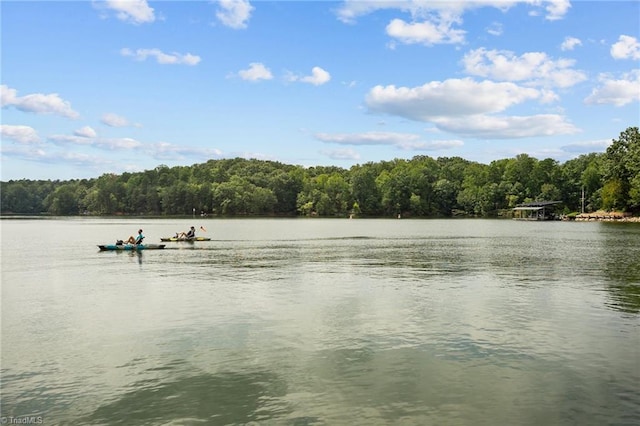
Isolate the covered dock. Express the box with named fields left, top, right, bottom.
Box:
left=513, top=201, right=562, bottom=220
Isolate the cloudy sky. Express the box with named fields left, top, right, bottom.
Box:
left=1, top=0, right=639, bottom=180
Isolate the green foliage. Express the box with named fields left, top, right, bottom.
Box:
left=2, top=127, right=638, bottom=217
left=433, top=179, right=457, bottom=216
left=46, top=183, right=81, bottom=215
left=602, top=179, right=626, bottom=211
left=629, top=174, right=640, bottom=208
left=603, top=127, right=640, bottom=210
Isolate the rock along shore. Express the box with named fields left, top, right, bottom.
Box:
left=575, top=211, right=640, bottom=222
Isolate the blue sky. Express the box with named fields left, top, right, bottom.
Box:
left=1, top=0, right=639, bottom=180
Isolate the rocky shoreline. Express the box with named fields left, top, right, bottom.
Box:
left=574, top=212, right=640, bottom=222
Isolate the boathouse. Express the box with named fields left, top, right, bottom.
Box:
left=513, top=201, right=562, bottom=220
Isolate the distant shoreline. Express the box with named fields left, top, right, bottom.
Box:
left=1, top=212, right=639, bottom=222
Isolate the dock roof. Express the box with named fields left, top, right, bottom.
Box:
left=515, top=201, right=562, bottom=208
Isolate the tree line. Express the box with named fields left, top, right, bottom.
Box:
left=2, top=127, right=638, bottom=218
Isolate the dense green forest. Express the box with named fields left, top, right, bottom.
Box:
left=2, top=127, right=639, bottom=217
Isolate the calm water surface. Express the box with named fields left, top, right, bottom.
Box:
left=1, top=218, right=639, bottom=425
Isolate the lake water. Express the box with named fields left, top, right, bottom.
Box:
left=1, top=218, right=639, bottom=425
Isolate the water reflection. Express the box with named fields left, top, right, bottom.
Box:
left=170, top=226, right=640, bottom=314
left=600, top=223, right=640, bottom=313
left=305, top=344, right=636, bottom=425
left=98, top=249, right=143, bottom=265
left=82, top=370, right=289, bottom=425
left=605, top=284, right=640, bottom=314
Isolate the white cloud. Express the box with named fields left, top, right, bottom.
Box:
left=386, top=18, right=465, bottom=46
left=235, top=151, right=280, bottom=162
left=364, top=79, right=580, bottom=139
left=337, top=1, right=470, bottom=45
left=97, top=137, right=143, bottom=150
left=610, top=35, right=640, bottom=60
left=47, top=129, right=221, bottom=162
left=58, top=150, right=113, bottom=166
left=0, top=124, right=41, bottom=144
left=335, top=1, right=571, bottom=46
left=561, top=139, right=610, bottom=154
left=0, top=145, right=44, bottom=161
left=0, top=85, right=17, bottom=107
left=316, top=131, right=422, bottom=146
left=101, top=113, right=141, bottom=128
left=121, top=48, right=201, bottom=65
left=74, top=126, right=97, bottom=138
left=238, top=63, right=273, bottom=81
left=320, top=148, right=361, bottom=161
left=543, top=0, right=571, bottom=21
left=147, top=142, right=222, bottom=161
left=366, top=78, right=542, bottom=120
left=405, top=139, right=464, bottom=150
left=560, top=36, right=581, bottom=51
left=1, top=85, right=80, bottom=119
left=49, top=134, right=143, bottom=150
left=216, top=0, right=254, bottom=29
left=103, top=0, right=155, bottom=24
left=584, top=70, right=640, bottom=107
left=462, top=48, right=587, bottom=88
left=287, top=67, right=331, bottom=86
left=3, top=129, right=221, bottom=174
left=315, top=131, right=463, bottom=151
left=1, top=145, right=113, bottom=168
left=432, top=114, right=580, bottom=138
left=48, top=135, right=94, bottom=146
left=301, top=67, right=331, bottom=86
left=336, top=1, right=510, bottom=24
left=486, top=22, right=503, bottom=36
left=539, top=89, right=560, bottom=104
left=334, top=0, right=389, bottom=24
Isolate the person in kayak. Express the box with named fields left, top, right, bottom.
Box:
left=177, top=226, right=196, bottom=239
left=125, top=229, right=144, bottom=244
left=186, top=226, right=196, bottom=239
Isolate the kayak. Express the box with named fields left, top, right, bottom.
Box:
left=160, top=237, right=212, bottom=242
left=98, top=244, right=166, bottom=251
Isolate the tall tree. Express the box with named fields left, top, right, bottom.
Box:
left=349, top=163, right=382, bottom=215
left=603, top=127, right=640, bottom=210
